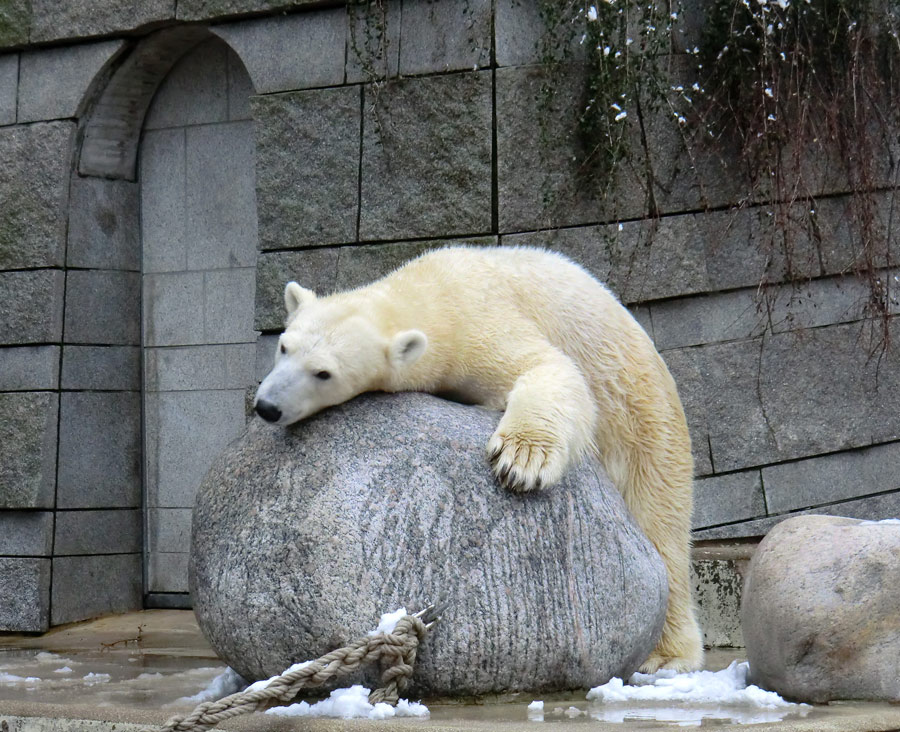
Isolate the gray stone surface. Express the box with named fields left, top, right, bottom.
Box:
left=252, top=86, right=361, bottom=250
left=148, top=552, right=189, bottom=593
left=762, top=441, right=900, bottom=515
left=693, top=471, right=765, bottom=530
left=334, top=238, right=496, bottom=291
left=144, top=389, right=247, bottom=508
left=141, top=122, right=257, bottom=274
left=692, top=559, right=746, bottom=649
left=0, top=558, right=50, bottom=633
left=0, top=346, right=60, bottom=391
left=67, top=176, right=140, bottom=271
left=255, top=249, right=339, bottom=331
left=256, top=333, right=279, bottom=380
left=652, top=290, right=768, bottom=351
left=18, top=41, right=123, bottom=123
left=56, top=392, right=141, bottom=509
left=0, top=53, right=16, bottom=125
left=0, top=270, right=64, bottom=345
left=184, top=122, right=258, bottom=271
left=61, top=346, right=140, bottom=391
left=398, top=0, right=491, bottom=75
left=226, top=45, right=254, bottom=119
left=494, top=0, right=588, bottom=67
left=144, top=38, right=229, bottom=130
left=764, top=274, right=874, bottom=334
left=64, top=270, right=141, bottom=345
left=0, top=122, right=73, bottom=270
left=212, top=10, right=345, bottom=94
left=496, top=66, right=641, bottom=232
left=148, top=508, right=192, bottom=553
left=140, top=128, right=187, bottom=273
left=359, top=72, right=492, bottom=241
left=54, top=510, right=142, bottom=556
left=143, top=270, right=256, bottom=347
left=0, top=393, right=58, bottom=510
left=0, top=0, right=29, bottom=48
left=144, top=344, right=256, bottom=392
left=345, top=0, right=401, bottom=83
left=191, top=392, right=668, bottom=694
left=51, top=554, right=142, bottom=626
left=756, top=320, right=900, bottom=466
left=0, top=511, right=53, bottom=556
left=178, top=0, right=318, bottom=21
left=742, top=515, right=900, bottom=702
left=29, top=0, right=174, bottom=43
left=653, top=347, right=713, bottom=476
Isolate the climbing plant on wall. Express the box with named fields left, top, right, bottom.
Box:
left=540, top=0, right=899, bottom=350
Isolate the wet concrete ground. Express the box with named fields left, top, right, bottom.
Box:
left=1, top=611, right=899, bottom=731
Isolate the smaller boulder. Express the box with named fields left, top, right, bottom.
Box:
left=741, top=515, right=900, bottom=703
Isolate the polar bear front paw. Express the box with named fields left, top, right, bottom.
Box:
left=486, top=428, right=568, bottom=492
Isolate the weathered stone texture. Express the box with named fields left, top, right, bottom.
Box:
left=0, top=0, right=29, bottom=48
left=144, top=344, right=255, bottom=392
left=360, top=72, right=492, bottom=241
left=0, top=393, right=58, bottom=509
left=255, top=249, right=339, bottom=331
left=692, top=558, right=746, bottom=649
left=0, top=511, right=53, bottom=556
left=762, top=441, right=900, bottom=515
left=148, top=552, right=189, bottom=593
left=192, top=392, right=668, bottom=694
left=29, top=0, right=174, bottom=43
left=213, top=10, right=345, bottom=94
left=61, top=346, right=140, bottom=391
left=56, top=392, right=141, bottom=509
left=0, top=345, right=59, bottom=391
left=0, top=53, right=16, bottom=124
left=64, top=270, right=141, bottom=345
left=54, top=509, right=142, bottom=555
left=253, top=87, right=360, bottom=250
left=67, top=177, right=140, bottom=271
left=178, top=0, right=318, bottom=22
left=398, top=0, right=491, bottom=75
left=18, top=41, right=122, bottom=122
left=656, top=347, right=713, bottom=476
left=692, top=471, right=765, bottom=530
left=743, top=515, right=900, bottom=702
left=345, top=1, right=401, bottom=83
left=51, top=554, right=142, bottom=626
left=0, top=558, right=50, bottom=633
left=0, top=270, right=65, bottom=344
left=0, top=122, right=73, bottom=270
left=496, top=66, right=643, bottom=232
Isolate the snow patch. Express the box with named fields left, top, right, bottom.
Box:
left=0, top=672, right=40, bottom=685
left=83, top=672, right=111, bottom=685
left=265, top=685, right=429, bottom=720
left=587, top=661, right=798, bottom=708
left=53, top=667, right=73, bottom=675
left=368, top=607, right=407, bottom=636
left=175, top=667, right=246, bottom=704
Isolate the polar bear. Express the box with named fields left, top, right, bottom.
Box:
left=254, top=245, right=703, bottom=673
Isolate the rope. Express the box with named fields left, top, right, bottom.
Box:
left=142, top=608, right=438, bottom=732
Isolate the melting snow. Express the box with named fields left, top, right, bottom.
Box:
left=265, top=685, right=429, bottom=720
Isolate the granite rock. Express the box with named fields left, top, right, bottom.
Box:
left=191, top=392, right=668, bottom=696
left=742, top=515, right=900, bottom=702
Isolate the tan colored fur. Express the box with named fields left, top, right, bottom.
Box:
left=256, top=246, right=703, bottom=672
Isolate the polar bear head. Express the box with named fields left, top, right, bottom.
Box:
left=253, top=282, right=427, bottom=425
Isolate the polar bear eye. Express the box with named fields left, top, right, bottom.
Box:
left=314, top=370, right=332, bottom=381
left=279, top=344, right=286, bottom=354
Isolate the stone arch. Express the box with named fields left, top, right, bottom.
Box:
left=58, top=25, right=259, bottom=619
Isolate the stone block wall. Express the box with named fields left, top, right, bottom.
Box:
left=0, top=0, right=898, bottom=626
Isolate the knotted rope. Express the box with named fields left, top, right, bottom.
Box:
left=143, top=607, right=438, bottom=732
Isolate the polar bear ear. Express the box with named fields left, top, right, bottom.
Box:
left=389, top=330, right=427, bottom=369
left=284, top=282, right=316, bottom=318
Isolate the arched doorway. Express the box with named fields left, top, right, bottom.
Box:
left=139, top=37, right=258, bottom=607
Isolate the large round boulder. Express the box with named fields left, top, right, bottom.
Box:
left=742, top=515, right=900, bottom=702
left=190, top=392, right=667, bottom=697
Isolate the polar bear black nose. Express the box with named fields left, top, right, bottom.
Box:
left=255, top=399, right=282, bottom=423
